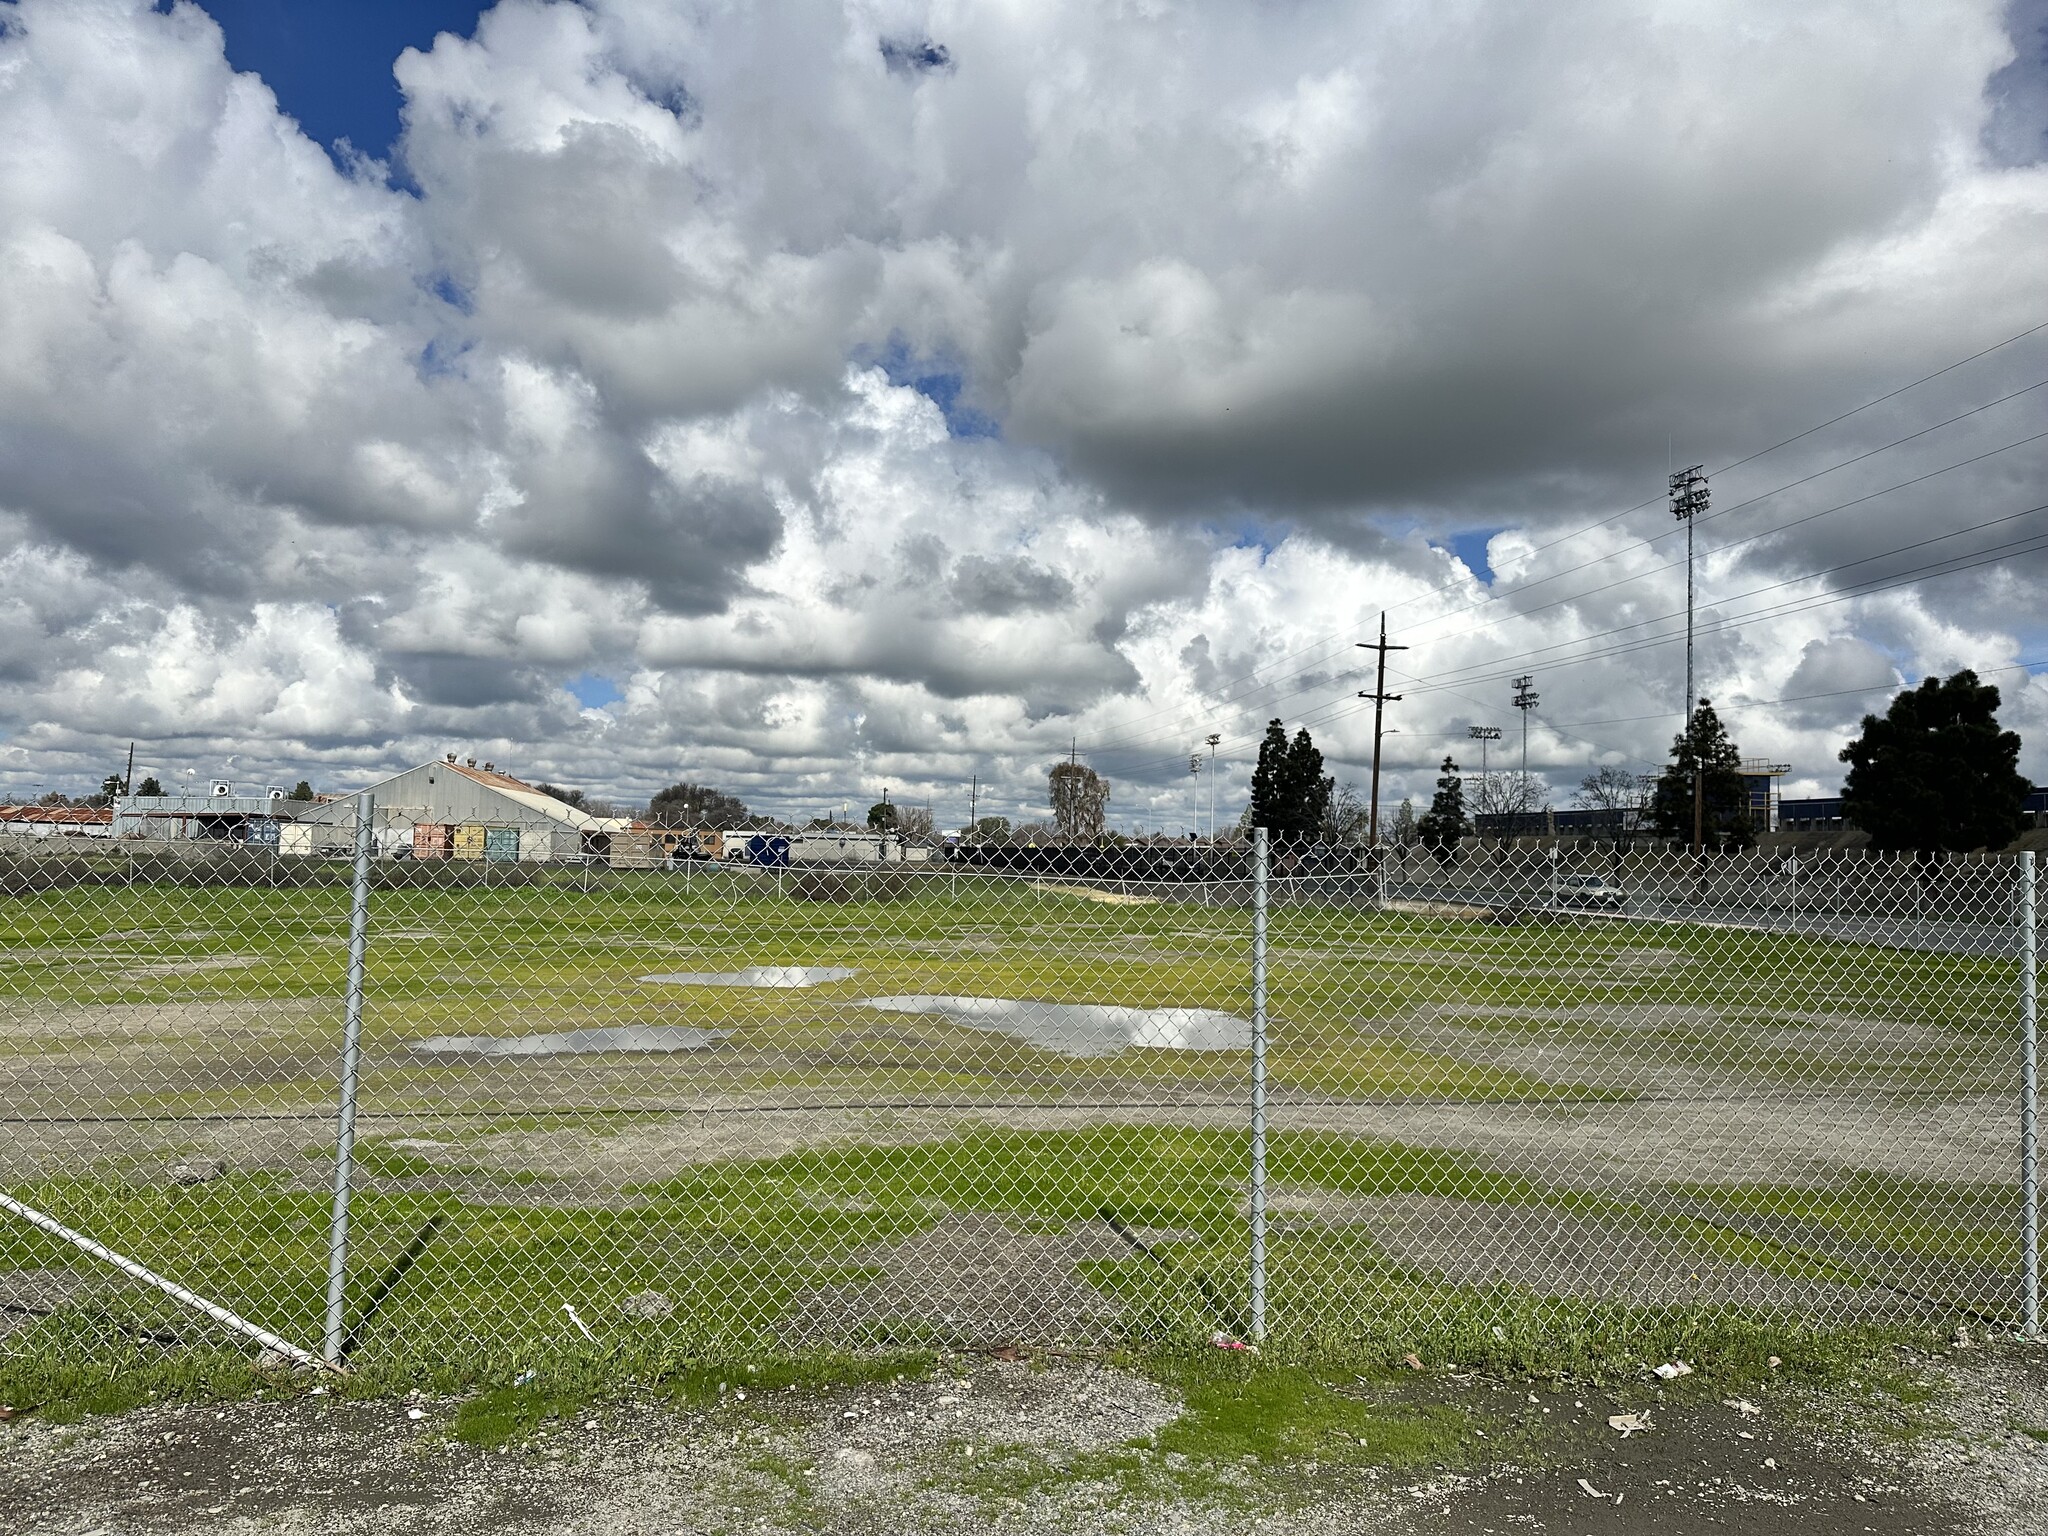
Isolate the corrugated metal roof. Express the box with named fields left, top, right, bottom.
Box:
left=0, top=805, right=114, bottom=825
left=437, top=763, right=631, bottom=832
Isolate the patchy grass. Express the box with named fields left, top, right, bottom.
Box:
left=0, top=1126, right=1959, bottom=1429
left=935, top=1347, right=1479, bottom=1514
left=1, top=874, right=2016, bottom=1114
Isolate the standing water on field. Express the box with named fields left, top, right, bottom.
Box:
left=860, top=997, right=1250, bottom=1057
left=640, top=966, right=857, bottom=987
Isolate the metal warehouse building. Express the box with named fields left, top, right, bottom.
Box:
left=295, top=756, right=630, bottom=863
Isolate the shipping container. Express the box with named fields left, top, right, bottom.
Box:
left=245, top=819, right=281, bottom=848
left=452, top=823, right=487, bottom=861
left=483, top=826, right=520, bottom=863
left=414, top=823, right=452, bottom=860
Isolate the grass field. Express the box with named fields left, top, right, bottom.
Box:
left=0, top=862, right=2030, bottom=1406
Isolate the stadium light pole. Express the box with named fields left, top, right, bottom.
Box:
left=1467, top=725, right=1500, bottom=779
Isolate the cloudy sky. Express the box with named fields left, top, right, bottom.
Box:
left=3, top=0, right=2047, bottom=828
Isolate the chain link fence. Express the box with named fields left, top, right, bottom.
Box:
left=1, top=812, right=2040, bottom=1378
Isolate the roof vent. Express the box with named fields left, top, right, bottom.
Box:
left=483, top=761, right=494, bottom=772
left=445, top=752, right=457, bottom=764
left=465, top=756, right=477, bottom=767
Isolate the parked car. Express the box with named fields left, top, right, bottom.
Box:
left=1549, top=874, right=1626, bottom=911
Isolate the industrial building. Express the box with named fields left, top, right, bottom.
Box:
left=293, top=756, right=631, bottom=862
left=0, top=805, right=113, bottom=839
left=113, top=788, right=301, bottom=843
left=1778, top=787, right=2048, bottom=833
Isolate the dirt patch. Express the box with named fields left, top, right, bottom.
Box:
left=0, top=999, right=335, bottom=1047
left=782, top=1213, right=1137, bottom=1345
left=111, top=957, right=265, bottom=980
left=1285, top=1192, right=1932, bottom=1318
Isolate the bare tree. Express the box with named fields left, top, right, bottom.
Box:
left=1390, top=797, right=1419, bottom=848
left=1575, top=763, right=1647, bottom=846
left=1471, top=771, right=1546, bottom=821
left=1048, top=762, right=1111, bottom=841
left=1320, top=782, right=1370, bottom=844
left=897, top=806, right=935, bottom=840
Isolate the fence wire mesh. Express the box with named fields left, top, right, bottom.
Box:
left=1, top=813, right=2039, bottom=1378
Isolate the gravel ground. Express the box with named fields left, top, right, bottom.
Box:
left=6, top=1347, right=2046, bottom=1534
left=4, top=1088, right=2015, bottom=1192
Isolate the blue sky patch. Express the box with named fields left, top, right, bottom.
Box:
left=567, top=673, right=624, bottom=710
left=1442, top=527, right=1504, bottom=584
left=863, top=338, right=1001, bottom=439
left=180, top=0, right=488, bottom=164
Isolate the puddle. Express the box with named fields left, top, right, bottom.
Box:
left=639, top=966, right=856, bottom=988
left=860, top=996, right=1250, bottom=1057
left=410, top=1026, right=729, bottom=1057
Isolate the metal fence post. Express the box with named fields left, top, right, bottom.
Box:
left=2022, top=850, right=2040, bottom=1340
left=1250, top=826, right=1269, bottom=1344
left=324, top=792, right=375, bottom=1365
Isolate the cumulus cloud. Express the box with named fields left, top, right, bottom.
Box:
left=2, top=0, right=2047, bottom=827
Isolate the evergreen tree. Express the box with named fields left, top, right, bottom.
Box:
left=1651, top=699, right=1751, bottom=849
left=1839, top=671, right=2029, bottom=854
left=135, top=776, right=164, bottom=797
left=288, top=780, right=315, bottom=801
left=866, top=799, right=899, bottom=832
left=1248, top=719, right=1334, bottom=842
left=1416, top=757, right=1470, bottom=864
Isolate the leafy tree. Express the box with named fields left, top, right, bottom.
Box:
left=536, top=783, right=587, bottom=809
left=866, top=800, right=899, bottom=832
left=1651, top=699, right=1751, bottom=849
left=1840, top=670, right=2029, bottom=855
left=648, top=782, right=749, bottom=829
left=135, top=776, right=164, bottom=797
left=1415, top=757, right=1469, bottom=863
left=1048, top=761, right=1111, bottom=841
left=36, top=791, right=74, bottom=807
left=1248, top=720, right=1334, bottom=842
left=969, top=815, right=1011, bottom=842
left=84, top=775, right=124, bottom=807
left=288, top=780, right=315, bottom=801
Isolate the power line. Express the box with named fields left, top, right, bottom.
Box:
left=1132, top=510, right=2048, bottom=779
left=1115, top=433, right=2048, bottom=752
left=1076, top=319, right=2048, bottom=753
left=1394, top=501, right=2048, bottom=699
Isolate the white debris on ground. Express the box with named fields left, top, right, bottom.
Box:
left=3, top=1352, right=2041, bottom=1534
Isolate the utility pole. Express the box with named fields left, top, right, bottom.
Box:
left=968, top=775, right=978, bottom=841
left=123, top=742, right=135, bottom=796
left=1512, top=676, right=1540, bottom=836
left=1205, top=733, right=1221, bottom=841
left=1356, top=614, right=1408, bottom=847
left=1670, top=466, right=1710, bottom=856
